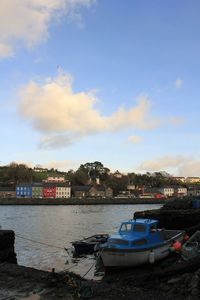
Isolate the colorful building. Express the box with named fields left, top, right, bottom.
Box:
left=32, top=183, right=43, bottom=198
left=56, top=183, right=71, bottom=198
left=16, top=184, right=32, bottom=197
left=43, top=183, right=56, bottom=198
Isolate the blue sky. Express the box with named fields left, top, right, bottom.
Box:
left=1, top=0, right=200, bottom=176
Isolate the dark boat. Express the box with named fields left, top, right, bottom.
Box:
left=72, top=233, right=109, bottom=256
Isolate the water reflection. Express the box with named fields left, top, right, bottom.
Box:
left=0, top=204, right=161, bottom=278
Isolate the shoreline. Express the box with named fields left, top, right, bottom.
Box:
left=0, top=197, right=171, bottom=205
left=1, top=199, right=200, bottom=299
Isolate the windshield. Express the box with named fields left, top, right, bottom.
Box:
left=120, top=223, right=132, bottom=232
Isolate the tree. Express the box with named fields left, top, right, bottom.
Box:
left=74, top=166, right=90, bottom=185
left=82, top=161, right=110, bottom=182
left=6, top=162, right=33, bottom=184
left=107, top=175, right=129, bottom=196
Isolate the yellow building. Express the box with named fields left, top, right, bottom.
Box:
left=186, top=177, right=200, bottom=184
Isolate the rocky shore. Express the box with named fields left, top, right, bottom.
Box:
left=1, top=255, right=200, bottom=300
left=1, top=197, right=200, bottom=299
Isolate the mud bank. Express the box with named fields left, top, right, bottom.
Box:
left=1, top=255, right=200, bottom=300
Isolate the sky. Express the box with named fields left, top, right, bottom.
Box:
left=1, top=0, right=200, bottom=176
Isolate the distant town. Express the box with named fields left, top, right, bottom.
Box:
left=0, top=161, right=200, bottom=199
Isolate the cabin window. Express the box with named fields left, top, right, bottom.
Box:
left=133, top=224, right=146, bottom=232
left=120, top=223, right=132, bottom=232
left=109, top=239, right=129, bottom=246
left=131, top=238, right=147, bottom=246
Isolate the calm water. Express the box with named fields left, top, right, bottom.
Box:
left=0, top=204, right=161, bottom=278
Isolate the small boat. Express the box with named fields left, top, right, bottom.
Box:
left=99, top=218, right=185, bottom=268
left=72, top=233, right=109, bottom=256
left=181, top=231, right=200, bottom=260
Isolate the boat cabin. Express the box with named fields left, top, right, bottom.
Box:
left=107, top=219, right=164, bottom=249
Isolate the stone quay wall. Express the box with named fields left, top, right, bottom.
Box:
left=0, top=230, right=17, bottom=264
left=0, top=197, right=171, bottom=205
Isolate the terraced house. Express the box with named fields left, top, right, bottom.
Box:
left=72, top=185, right=113, bottom=198
left=16, top=184, right=32, bottom=198
left=32, top=183, right=43, bottom=198
left=56, top=182, right=71, bottom=198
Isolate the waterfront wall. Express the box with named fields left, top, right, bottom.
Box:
left=0, top=230, right=17, bottom=264
left=0, top=197, right=171, bottom=205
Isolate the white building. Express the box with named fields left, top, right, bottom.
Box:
left=56, top=183, right=71, bottom=198
left=44, top=176, right=65, bottom=183
left=34, top=167, right=48, bottom=173
left=158, top=187, right=174, bottom=197
left=174, top=187, right=187, bottom=197
left=186, top=177, right=200, bottom=184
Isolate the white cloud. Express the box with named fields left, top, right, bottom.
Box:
left=138, top=155, right=188, bottom=171
left=137, top=155, right=200, bottom=176
left=44, top=159, right=78, bottom=171
left=178, top=160, right=200, bottom=177
left=13, top=159, right=79, bottom=172
left=0, top=43, right=14, bottom=58
left=109, top=95, right=161, bottom=130
left=19, top=72, right=107, bottom=135
left=0, top=0, right=95, bottom=58
left=127, top=135, right=142, bottom=144
left=175, top=78, right=183, bottom=89
left=38, top=134, right=79, bottom=149
left=18, top=72, right=162, bottom=148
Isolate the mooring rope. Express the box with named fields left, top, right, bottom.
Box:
left=15, top=233, right=104, bottom=277
left=15, top=233, right=67, bottom=250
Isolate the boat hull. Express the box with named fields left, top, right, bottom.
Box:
left=100, top=231, right=185, bottom=267
left=72, top=234, right=109, bottom=256
left=72, top=242, right=96, bottom=255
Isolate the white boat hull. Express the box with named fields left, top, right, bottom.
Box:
left=100, top=231, right=184, bottom=267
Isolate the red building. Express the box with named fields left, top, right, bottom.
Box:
left=43, top=183, right=56, bottom=198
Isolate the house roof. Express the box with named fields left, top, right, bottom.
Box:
left=72, top=185, right=111, bottom=192
left=16, top=183, right=32, bottom=187
left=0, top=187, right=15, bottom=192
left=72, top=185, right=91, bottom=192
left=144, top=187, right=160, bottom=193
left=43, top=182, right=70, bottom=187
left=95, top=186, right=106, bottom=191
left=32, top=182, right=43, bottom=187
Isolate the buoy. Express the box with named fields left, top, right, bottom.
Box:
left=172, top=240, right=182, bottom=251
left=149, top=251, right=155, bottom=264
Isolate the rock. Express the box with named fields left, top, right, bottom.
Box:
left=191, top=288, right=199, bottom=296
left=188, top=274, right=199, bottom=290
left=134, top=208, right=200, bottom=230
left=167, top=277, right=183, bottom=284
left=0, top=230, right=17, bottom=264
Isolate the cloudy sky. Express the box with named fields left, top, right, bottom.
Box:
left=1, top=0, right=200, bottom=176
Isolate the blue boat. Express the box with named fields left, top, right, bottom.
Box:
left=99, top=219, right=185, bottom=268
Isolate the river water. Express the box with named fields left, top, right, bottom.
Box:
left=0, top=204, right=162, bottom=279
